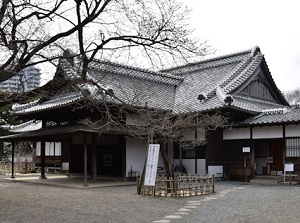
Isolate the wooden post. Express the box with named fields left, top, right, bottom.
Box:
left=152, top=185, right=155, bottom=197
left=11, top=141, right=15, bottom=178
left=40, top=141, right=47, bottom=179
left=212, top=175, right=215, bottom=193
left=92, top=134, right=97, bottom=182
left=174, top=177, right=178, bottom=198
left=83, top=134, right=88, bottom=186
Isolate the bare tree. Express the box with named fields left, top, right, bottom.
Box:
left=0, top=0, right=210, bottom=83
left=1, top=1, right=224, bottom=185
left=284, top=89, right=300, bottom=105
left=80, top=97, right=227, bottom=179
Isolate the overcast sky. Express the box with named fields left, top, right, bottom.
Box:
left=184, top=0, right=300, bottom=92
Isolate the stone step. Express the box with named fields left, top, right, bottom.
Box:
left=250, top=178, right=282, bottom=185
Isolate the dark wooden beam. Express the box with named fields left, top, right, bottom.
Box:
left=40, top=141, right=47, bottom=179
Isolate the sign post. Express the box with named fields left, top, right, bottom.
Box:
left=242, top=147, right=250, bottom=182
left=144, top=144, right=160, bottom=187
left=284, top=163, right=294, bottom=184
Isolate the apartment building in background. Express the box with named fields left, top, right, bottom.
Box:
left=0, top=65, right=41, bottom=93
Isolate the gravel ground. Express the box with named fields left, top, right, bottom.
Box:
left=0, top=177, right=299, bottom=223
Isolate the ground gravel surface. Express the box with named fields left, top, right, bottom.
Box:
left=1, top=177, right=299, bottom=223
left=0, top=178, right=186, bottom=223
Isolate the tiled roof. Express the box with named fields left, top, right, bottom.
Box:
left=170, top=46, right=284, bottom=113
left=11, top=92, right=83, bottom=115
left=8, top=120, right=42, bottom=132
left=87, top=62, right=177, bottom=110
left=230, top=95, right=286, bottom=113
left=89, top=60, right=183, bottom=85
left=240, top=106, right=300, bottom=125
left=10, top=46, right=287, bottom=116
left=59, top=58, right=183, bottom=86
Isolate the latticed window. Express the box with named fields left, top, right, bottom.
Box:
left=36, top=142, right=61, bottom=156
left=286, top=138, right=300, bottom=157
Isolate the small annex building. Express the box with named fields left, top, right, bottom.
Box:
left=1, top=46, right=300, bottom=182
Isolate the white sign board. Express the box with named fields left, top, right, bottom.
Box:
left=285, top=163, right=294, bottom=172
left=242, top=147, right=250, bottom=153
left=144, top=144, right=160, bottom=186
left=62, top=162, right=69, bottom=171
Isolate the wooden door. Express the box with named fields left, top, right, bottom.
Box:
left=269, top=139, right=284, bottom=172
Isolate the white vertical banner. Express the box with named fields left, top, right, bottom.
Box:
left=144, top=144, right=160, bottom=186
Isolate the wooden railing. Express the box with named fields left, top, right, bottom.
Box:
left=138, top=174, right=215, bottom=197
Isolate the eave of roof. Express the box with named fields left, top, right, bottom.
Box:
left=237, top=106, right=300, bottom=127
left=10, top=92, right=83, bottom=115
left=0, top=123, right=127, bottom=141
left=7, top=120, right=42, bottom=132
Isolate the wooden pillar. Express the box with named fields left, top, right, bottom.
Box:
left=92, top=134, right=97, bottom=182
left=40, top=141, right=47, bottom=179
left=11, top=141, right=15, bottom=178
left=83, top=134, right=88, bottom=186
left=121, top=136, right=126, bottom=181
left=195, top=128, right=197, bottom=175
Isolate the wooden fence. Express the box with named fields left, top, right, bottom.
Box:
left=138, top=174, right=215, bottom=197
left=0, top=161, right=35, bottom=175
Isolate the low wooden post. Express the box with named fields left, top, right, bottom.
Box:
left=152, top=185, right=155, bottom=197
left=174, top=177, right=178, bottom=198
left=212, top=175, right=215, bottom=193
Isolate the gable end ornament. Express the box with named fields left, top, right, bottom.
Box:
left=251, top=46, right=261, bottom=57
left=216, top=86, right=234, bottom=105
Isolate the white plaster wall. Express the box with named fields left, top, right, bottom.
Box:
left=173, top=159, right=206, bottom=175
left=181, top=127, right=205, bottom=141
left=126, top=138, right=175, bottom=177
left=182, top=129, right=195, bottom=141
left=126, top=114, right=146, bottom=126
left=286, top=124, right=300, bottom=137
left=252, top=126, right=283, bottom=139
left=223, top=128, right=251, bottom=140
left=197, top=159, right=206, bottom=175
left=126, top=137, right=147, bottom=177
left=197, top=127, right=206, bottom=141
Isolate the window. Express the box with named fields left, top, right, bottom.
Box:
left=286, top=138, right=300, bottom=157
left=36, top=142, right=61, bottom=156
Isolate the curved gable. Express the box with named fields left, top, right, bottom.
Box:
left=234, top=59, right=289, bottom=106
left=239, top=72, right=278, bottom=102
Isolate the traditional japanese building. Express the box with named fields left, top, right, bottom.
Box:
left=1, top=46, right=300, bottom=182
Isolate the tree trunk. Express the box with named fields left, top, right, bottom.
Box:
left=160, top=141, right=173, bottom=178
